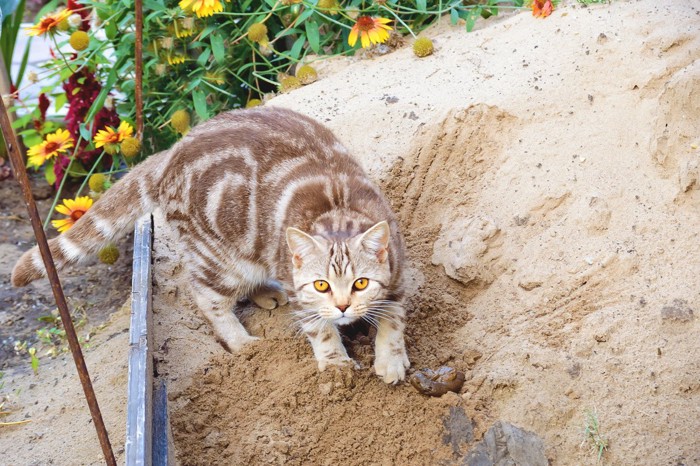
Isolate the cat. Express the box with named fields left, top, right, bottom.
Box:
left=11, top=107, right=410, bottom=383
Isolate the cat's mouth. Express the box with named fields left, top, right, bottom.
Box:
left=333, top=316, right=357, bottom=326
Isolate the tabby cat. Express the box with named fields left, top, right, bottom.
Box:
left=12, top=107, right=410, bottom=383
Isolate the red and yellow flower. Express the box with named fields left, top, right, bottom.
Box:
left=27, top=129, right=74, bottom=168
left=179, top=0, right=228, bottom=18
left=348, top=16, right=392, bottom=49
left=93, top=121, right=134, bottom=154
left=51, top=196, right=93, bottom=233
left=531, top=0, right=554, bottom=18
left=25, top=9, right=71, bottom=37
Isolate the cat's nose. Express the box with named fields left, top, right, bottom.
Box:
left=336, top=304, right=349, bottom=313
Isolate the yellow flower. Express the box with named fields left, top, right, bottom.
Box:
left=93, top=121, right=134, bottom=153
left=27, top=129, right=74, bottom=168
left=412, top=37, right=434, bottom=58
left=179, top=0, right=228, bottom=18
left=348, top=16, right=392, bottom=48
left=167, top=54, right=186, bottom=65
left=51, top=196, right=93, bottom=233
left=121, top=137, right=141, bottom=158
left=171, top=110, right=191, bottom=134
left=245, top=99, right=262, bottom=108
left=69, top=30, right=90, bottom=51
left=25, top=9, right=71, bottom=37
left=247, top=22, right=267, bottom=43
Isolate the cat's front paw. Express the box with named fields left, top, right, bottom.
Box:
left=318, top=356, right=358, bottom=372
left=222, top=334, right=260, bottom=352
left=374, top=348, right=410, bottom=384
left=249, top=287, right=289, bottom=310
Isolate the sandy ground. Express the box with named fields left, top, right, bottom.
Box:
left=1, top=0, right=699, bottom=464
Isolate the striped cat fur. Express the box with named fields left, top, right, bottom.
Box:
left=11, top=107, right=410, bottom=383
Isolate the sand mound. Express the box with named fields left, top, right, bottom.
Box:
left=156, top=2, right=700, bottom=465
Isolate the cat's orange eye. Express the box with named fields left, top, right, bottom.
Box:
left=313, top=280, right=330, bottom=292
left=353, top=278, right=369, bottom=291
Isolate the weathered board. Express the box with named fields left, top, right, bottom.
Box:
left=125, top=215, right=154, bottom=466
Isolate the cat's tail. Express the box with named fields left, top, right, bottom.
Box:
left=11, top=149, right=171, bottom=287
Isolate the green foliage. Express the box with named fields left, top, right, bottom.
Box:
left=582, top=408, right=609, bottom=463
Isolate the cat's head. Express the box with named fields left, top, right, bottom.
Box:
left=286, top=221, right=394, bottom=329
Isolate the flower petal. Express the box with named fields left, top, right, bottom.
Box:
left=348, top=26, right=359, bottom=47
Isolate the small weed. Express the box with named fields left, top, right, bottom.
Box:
left=582, top=408, right=608, bottom=463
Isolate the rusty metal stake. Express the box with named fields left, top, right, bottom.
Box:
left=0, top=98, right=117, bottom=465
left=135, top=0, right=144, bottom=138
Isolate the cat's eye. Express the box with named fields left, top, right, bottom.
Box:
left=313, top=280, right=330, bottom=292
left=353, top=278, right=369, bottom=291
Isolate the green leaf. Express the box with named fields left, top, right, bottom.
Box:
left=416, top=0, right=427, bottom=11
left=79, top=122, right=93, bottom=142
left=106, top=21, right=118, bottom=40
left=450, top=8, right=459, bottom=25
left=44, top=161, right=56, bottom=186
left=296, top=7, right=316, bottom=25
left=197, top=48, right=211, bottom=67
left=305, top=20, right=320, bottom=54
left=192, top=89, right=209, bottom=121
left=289, top=35, right=305, bottom=60
left=54, top=93, right=67, bottom=112
left=210, top=33, right=225, bottom=65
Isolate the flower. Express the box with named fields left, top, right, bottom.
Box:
left=98, top=243, right=120, bottom=264
left=69, top=30, right=89, bottom=51
left=26, top=9, right=71, bottom=36
left=51, top=196, right=93, bottom=233
left=121, top=137, right=141, bottom=158
left=68, top=13, right=82, bottom=28
left=171, top=110, right=191, bottom=134
left=167, top=54, right=186, bottom=65
left=296, top=65, right=318, bottom=85
left=245, top=99, right=262, bottom=108
left=279, top=76, right=301, bottom=93
left=88, top=173, right=108, bottom=192
left=247, top=22, right=267, bottom=43
left=94, top=121, right=134, bottom=154
left=412, top=37, right=434, bottom=58
left=532, top=0, right=554, bottom=18
left=27, top=129, right=74, bottom=168
left=348, top=16, right=392, bottom=48
left=179, top=0, right=227, bottom=18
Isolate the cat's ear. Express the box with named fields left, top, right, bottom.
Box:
left=286, top=227, right=323, bottom=268
left=357, top=221, right=390, bottom=263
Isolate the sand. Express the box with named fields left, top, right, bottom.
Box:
left=2, top=0, right=699, bottom=464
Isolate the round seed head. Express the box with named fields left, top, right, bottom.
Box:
left=171, top=109, right=191, bottom=134
left=88, top=174, right=108, bottom=193
left=279, top=76, right=301, bottom=93
left=247, top=22, right=268, bottom=43
left=296, top=65, right=318, bottom=85
left=412, top=37, right=434, bottom=58
left=69, top=31, right=89, bottom=51
left=121, top=137, right=141, bottom=158
left=98, top=243, right=120, bottom=265
left=246, top=99, right=262, bottom=108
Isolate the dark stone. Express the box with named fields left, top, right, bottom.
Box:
left=442, top=406, right=474, bottom=456
left=463, top=421, right=548, bottom=466
left=661, top=299, right=694, bottom=323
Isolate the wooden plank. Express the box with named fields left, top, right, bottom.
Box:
left=125, top=215, right=154, bottom=466
left=152, top=379, right=173, bottom=466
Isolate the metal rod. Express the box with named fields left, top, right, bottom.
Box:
left=135, top=0, right=144, bottom=137
left=0, top=97, right=117, bottom=465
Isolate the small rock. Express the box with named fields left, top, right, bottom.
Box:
left=597, top=32, right=608, bottom=44
left=318, top=382, right=333, bottom=396
left=463, top=421, right=548, bottom=466
left=660, top=299, right=694, bottom=323
left=518, top=280, right=543, bottom=291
